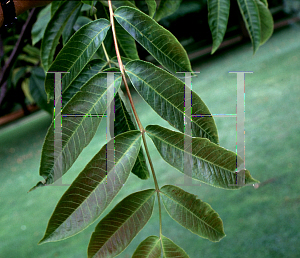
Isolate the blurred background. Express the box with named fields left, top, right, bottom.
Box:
left=0, top=0, right=299, bottom=257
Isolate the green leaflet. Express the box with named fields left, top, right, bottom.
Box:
left=45, top=19, right=111, bottom=101
left=207, top=0, right=230, bottom=54
left=237, top=0, right=261, bottom=53
left=115, top=21, right=140, bottom=60
left=161, top=185, right=225, bottom=242
left=62, top=4, right=82, bottom=45
left=114, top=6, right=192, bottom=75
left=29, top=67, right=53, bottom=115
left=31, top=4, right=51, bottom=46
left=88, top=189, right=156, bottom=258
left=161, top=235, right=189, bottom=258
left=41, top=1, right=82, bottom=72
left=146, top=125, right=259, bottom=189
left=73, top=16, right=93, bottom=31
left=62, top=59, right=108, bottom=107
left=154, top=0, right=182, bottom=22
left=259, top=0, right=268, bottom=7
left=50, top=1, right=62, bottom=17
left=145, top=0, right=157, bottom=18
left=132, top=236, right=161, bottom=258
left=32, top=72, right=122, bottom=188
left=125, top=60, right=219, bottom=144
left=256, top=0, right=273, bottom=45
left=39, top=130, right=142, bottom=244
left=115, top=90, right=150, bottom=179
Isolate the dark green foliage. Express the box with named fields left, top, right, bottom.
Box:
left=28, top=0, right=273, bottom=257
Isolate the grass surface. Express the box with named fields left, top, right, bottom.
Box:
left=0, top=24, right=300, bottom=258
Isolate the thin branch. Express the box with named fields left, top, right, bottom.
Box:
left=107, top=0, right=163, bottom=236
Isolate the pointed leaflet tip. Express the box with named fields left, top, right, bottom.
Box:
left=28, top=181, right=46, bottom=193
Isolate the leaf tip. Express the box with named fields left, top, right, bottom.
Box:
left=28, top=181, right=46, bottom=193
left=38, top=236, right=48, bottom=245
left=211, top=45, right=218, bottom=55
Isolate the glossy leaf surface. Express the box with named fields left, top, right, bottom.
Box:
left=237, top=0, right=261, bottom=53
left=115, top=21, right=139, bottom=60
left=146, top=125, right=259, bottom=189
left=62, top=59, right=108, bottom=107
left=39, top=130, right=142, bottom=243
left=125, top=60, right=218, bottom=143
left=161, top=185, right=225, bottom=241
left=115, top=6, right=192, bottom=75
left=132, top=235, right=161, bottom=258
left=161, top=235, right=189, bottom=258
left=207, top=0, right=230, bottom=54
left=45, top=19, right=111, bottom=100
left=41, top=1, right=82, bottom=71
left=62, top=4, right=82, bottom=45
left=115, top=90, right=150, bottom=179
left=88, top=189, right=156, bottom=258
left=154, top=0, right=182, bottom=22
left=35, top=72, right=122, bottom=187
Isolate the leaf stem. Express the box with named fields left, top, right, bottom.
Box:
left=102, top=43, right=111, bottom=68
left=108, top=0, right=162, bottom=237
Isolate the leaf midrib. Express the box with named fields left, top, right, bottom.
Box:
left=47, top=75, right=122, bottom=181
left=60, top=22, right=111, bottom=94
left=161, top=191, right=224, bottom=237
left=94, top=191, right=155, bottom=255
left=147, top=127, right=237, bottom=174
left=115, top=9, right=189, bottom=73
left=45, top=132, right=142, bottom=240
left=127, top=69, right=213, bottom=141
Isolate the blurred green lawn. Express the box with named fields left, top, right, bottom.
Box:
left=1, top=24, right=300, bottom=258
